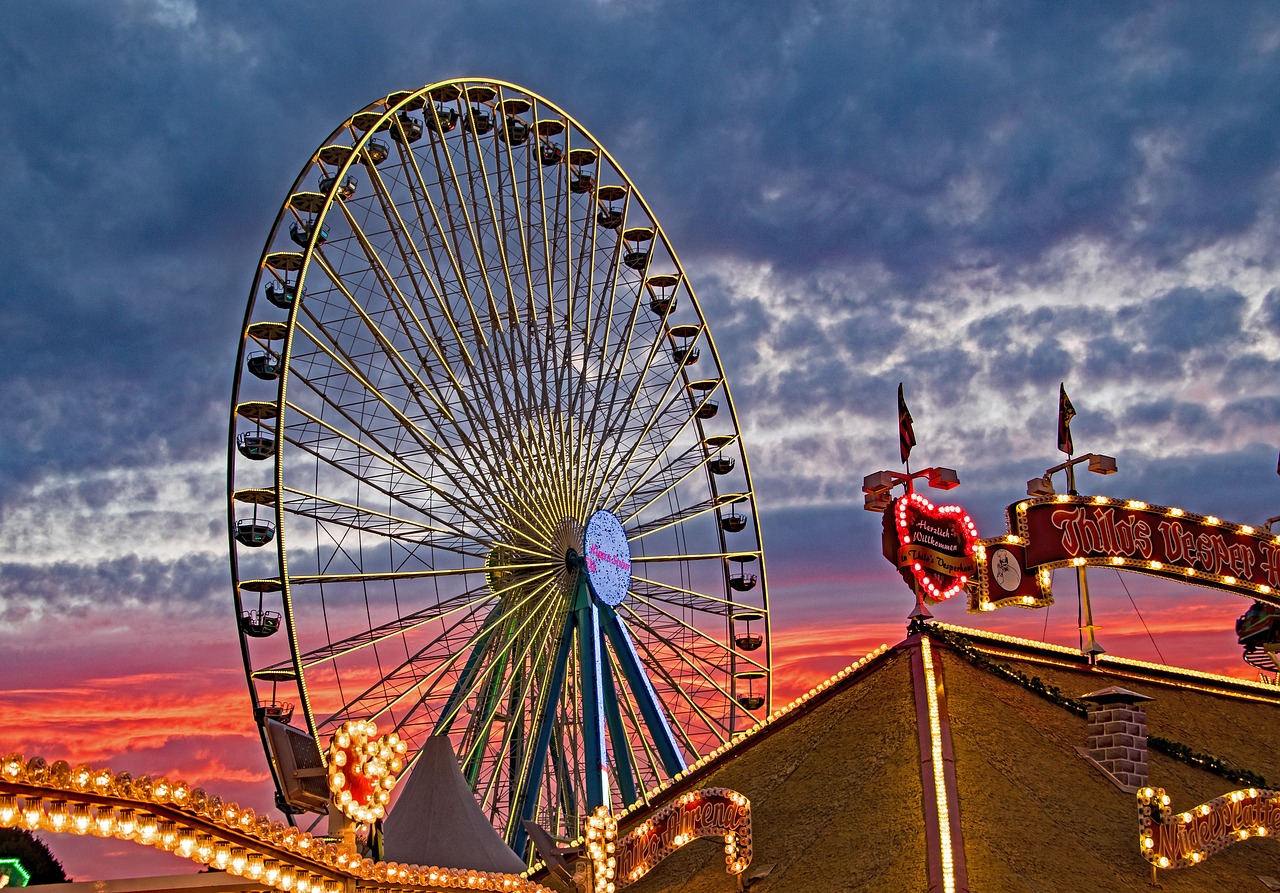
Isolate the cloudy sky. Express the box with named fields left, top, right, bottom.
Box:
left=5, top=0, right=1280, bottom=879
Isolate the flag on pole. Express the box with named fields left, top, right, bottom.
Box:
left=898, top=383, right=916, bottom=465
left=1275, top=448, right=1279, bottom=477
left=1057, top=383, right=1076, bottom=456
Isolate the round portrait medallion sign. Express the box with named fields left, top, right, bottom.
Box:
left=583, top=510, right=631, bottom=606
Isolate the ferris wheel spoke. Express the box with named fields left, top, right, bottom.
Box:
left=583, top=333, right=678, bottom=507
left=346, top=148, right=467, bottom=358
left=616, top=606, right=734, bottom=742
left=595, top=372, right=708, bottom=512
left=526, top=105, right=561, bottom=331
left=279, top=401, right=529, bottom=555
left=315, top=201, right=475, bottom=412
left=283, top=371, right=554, bottom=556
left=606, top=363, right=700, bottom=479
left=424, top=114, right=507, bottom=334
left=601, top=322, right=702, bottom=451
left=400, top=126, right=493, bottom=349
left=362, top=143, right=480, bottom=369
left=323, top=597, right=493, bottom=728
left=289, top=316, right=445, bottom=454
left=325, top=570, right=555, bottom=728
left=279, top=486, right=492, bottom=559
left=396, top=573, right=563, bottom=735
left=287, top=562, right=551, bottom=587
left=302, top=250, right=527, bottom=501
left=583, top=214, right=624, bottom=358
left=570, top=250, right=634, bottom=447
left=613, top=440, right=719, bottom=525
left=631, top=550, right=759, bottom=564
left=628, top=575, right=751, bottom=617
left=504, top=418, right=575, bottom=528
left=625, top=492, right=747, bottom=542
left=586, top=278, right=668, bottom=426
left=470, top=91, right=529, bottom=327
left=627, top=591, right=767, bottom=674
left=269, top=583, right=494, bottom=670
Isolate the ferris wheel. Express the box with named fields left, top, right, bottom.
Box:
left=227, top=79, right=771, bottom=851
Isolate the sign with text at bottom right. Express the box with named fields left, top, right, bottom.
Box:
left=967, top=495, right=1280, bottom=613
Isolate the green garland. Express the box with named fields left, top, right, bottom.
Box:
left=915, top=621, right=1271, bottom=789
left=1146, top=735, right=1269, bottom=789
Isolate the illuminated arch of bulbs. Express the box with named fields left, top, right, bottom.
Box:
left=0, top=753, right=552, bottom=893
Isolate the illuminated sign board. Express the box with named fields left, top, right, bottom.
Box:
left=882, top=492, right=978, bottom=604
left=1138, top=786, right=1280, bottom=870
left=613, top=788, right=752, bottom=886
left=584, top=510, right=631, bottom=606
left=969, top=495, right=1280, bottom=612
left=0, top=859, right=30, bottom=888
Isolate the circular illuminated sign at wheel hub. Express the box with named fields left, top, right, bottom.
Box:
left=583, top=510, right=631, bottom=606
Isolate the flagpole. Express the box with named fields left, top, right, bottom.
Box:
left=1060, top=385, right=1103, bottom=663
left=897, top=384, right=929, bottom=622
left=1067, top=462, right=1103, bottom=661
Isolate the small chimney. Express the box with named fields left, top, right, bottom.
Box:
left=1081, top=686, right=1153, bottom=790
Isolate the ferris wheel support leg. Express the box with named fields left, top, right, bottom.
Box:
left=511, top=618, right=575, bottom=857
left=576, top=598, right=610, bottom=811
left=600, top=648, right=638, bottom=807
left=601, top=608, right=688, bottom=778
left=433, top=602, right=503, bottom=736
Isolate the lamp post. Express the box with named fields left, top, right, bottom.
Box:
left=862, top=466, right=961, bottom=622
left=1025, top=453, right=1118, bottom=663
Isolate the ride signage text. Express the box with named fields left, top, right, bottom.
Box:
left=1018, top=496, right=1280, bottom=599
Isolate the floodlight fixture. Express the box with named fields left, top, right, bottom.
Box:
left=1027, top=476, right=1056, bottom=498
left=862, top=470, right=897, bottom=494
left=1087, top=453, right=1118, bottom=475
left=926, top=467, right=960, bottom=490
left=863, top=490, right=893, bottom=513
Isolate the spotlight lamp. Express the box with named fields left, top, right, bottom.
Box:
left=1026, top=477, right=1055, bottom=498
left=925, top=467, right=960, bottom=490
left=1087, top=454, right=1118, bottom=475
left=1030, top=453, right=1119, bottom=498
left=861, top=466, right=960, bottom=511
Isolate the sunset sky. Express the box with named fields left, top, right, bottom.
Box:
left=5, top=1, right=1280, bottom=880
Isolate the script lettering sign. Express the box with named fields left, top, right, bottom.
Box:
left=968, top=495, right=1280, bottom=613
left=882, top=492, right=978, bottom=604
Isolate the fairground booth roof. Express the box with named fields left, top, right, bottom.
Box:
left=569, top=621, right=1280, bottom=893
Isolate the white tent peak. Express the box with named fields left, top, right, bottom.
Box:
left=381, top=735, right=528, bottom=873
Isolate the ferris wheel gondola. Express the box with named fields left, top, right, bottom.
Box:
left=227, top=79, right=771, bottom=852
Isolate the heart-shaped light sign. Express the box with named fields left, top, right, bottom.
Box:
left=892, top=492, right=979, bottom=603
left=327, top=719, right=407, bottom=823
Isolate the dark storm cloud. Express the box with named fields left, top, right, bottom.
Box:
left=596, top=3, right=1280, bottom=289
left=1260, top=287, right=1280, bottom=336
left=0, top=552, right=226, bottom=623
left=3, top=2, right=1280, bottom=630
left=1118, top=285, right=1246, bottom=353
